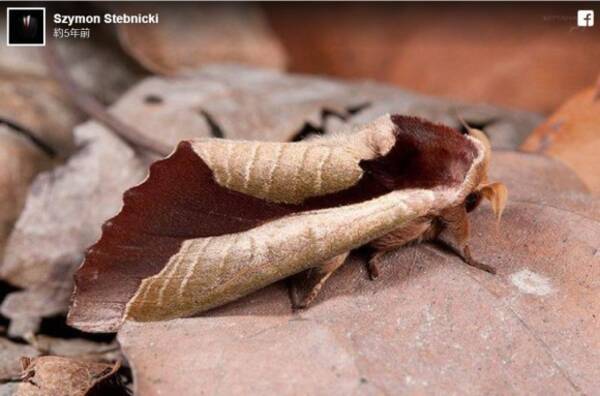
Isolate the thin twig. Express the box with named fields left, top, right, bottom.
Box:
left=43, top=39, right=171, bottom=156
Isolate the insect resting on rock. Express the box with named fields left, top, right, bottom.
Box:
left=67, top=114, right=507, bottom=332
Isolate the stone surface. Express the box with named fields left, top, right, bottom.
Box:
left=118, top=151, right=599, bottom=395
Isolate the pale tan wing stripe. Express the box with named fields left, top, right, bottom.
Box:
left=242, top=143, right=259, bottom=190
left=224, top=142, right=233, bottom=185
left=155, top=241, right=196, bottom=306
left=188, top=115, right=399, bottom=204
left=177, top=238, right=213, bottom=301
left=314, top=146, right=331, bottom=195
left=124, top=188, right=450, bottom=322
left=264, top=144, right=284, bottom=195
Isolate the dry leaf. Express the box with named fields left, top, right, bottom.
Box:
left=0, top=77, right=78, bottom=154
left=25, top=336, right=120, bottom=363
left=117, top=4, right=287, bottom=75
left=0, top=338, right=39, bottom=382
left=110, top=65, right=375, bottom=143
left=0, top=383, right=17, bottom=396
left=266, top=4, right=600, bottom=113
left=331, top=83, right=542, bottom=149
left=0, top=126, right=51, bottom=261
left=118, top=151, right=600, bottom=395
left=521, top=83, right=600, bottom=194
left=16, top=356, right=125, bottom=396
left=0, top=17, right=143, bottom=155
left=0, top=122, right=147, bottom=337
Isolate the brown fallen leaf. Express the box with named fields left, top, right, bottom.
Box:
left=0, top=338, right=39, bottom=382
left=266, top=4, right=600, bottom=113
left=112, top=66, right=542, bottom=145
left=118, top=150, right=600, bottom=395
left=1, top=335, right=120, bottom=393
left=331, top=82, right=542, bottom=149
left=110, top=65, right=375, bottom=143
left=0, top=123, right=148, bottom=337
left=25, top=335, right=121, bottom=363
left=0, top=17, right=143, bottom=155
left=0, top=126, right=51, bottom=261
left=521, top=82, right=600, bottom=194
left=0, top=77, right=78, bottom=155
left=16, top=356, right=126, bottom=396
left=0, top=383, right=18, bottom=396
left=117, top=4, right=287, bottom=76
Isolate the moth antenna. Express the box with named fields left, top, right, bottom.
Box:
left=480, top=182, right=508, bottom=225
left=457, top=115, right=472, bottom=134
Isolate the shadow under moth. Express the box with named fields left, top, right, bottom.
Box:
left=68, top=114, right=507, bottom=332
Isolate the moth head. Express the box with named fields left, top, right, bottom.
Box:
left=463, top=126, right=508, bottom=223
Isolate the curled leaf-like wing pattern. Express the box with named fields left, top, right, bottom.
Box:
left=68, top=114, right=482, bottom=332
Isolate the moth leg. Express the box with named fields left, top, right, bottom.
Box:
left=290, top=252, right=349, bottom=310
left=366, top=218, right=437, bottom=280
left=367, top=252, right=382, bottom=280
left=440, top=206, right=496, bottom=274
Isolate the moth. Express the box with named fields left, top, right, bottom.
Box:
left=68, top=114, right=507, bottom=332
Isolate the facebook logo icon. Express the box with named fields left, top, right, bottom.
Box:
left=577, top=10, right=594, bottom=27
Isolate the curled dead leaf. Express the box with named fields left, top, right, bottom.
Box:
left=17, top=356, right=126, bottom=396
left=0, top=338, right=39, bottom=382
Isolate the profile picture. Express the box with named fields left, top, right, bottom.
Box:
left=7, top=7, right=46, bottom=46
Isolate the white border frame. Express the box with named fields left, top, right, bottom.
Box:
left=6, top=7, right=46, bottom=47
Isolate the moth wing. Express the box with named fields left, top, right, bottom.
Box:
left=68, top=141, right=293, bottom=332
left=188, top=137, right=370, bottom=204
left=124, top=186, right=438, bottom=322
